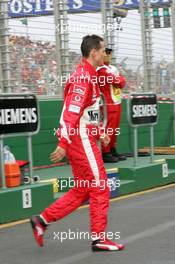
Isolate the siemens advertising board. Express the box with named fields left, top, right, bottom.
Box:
left=0, top=95, right=39, bottom=135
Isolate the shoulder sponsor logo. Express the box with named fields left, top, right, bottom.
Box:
left=73, top=86, right=86, bottom=95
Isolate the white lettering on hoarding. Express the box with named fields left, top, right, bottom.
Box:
left=23, top=0, right=33, bottom=13
left=0, top=108, right=37, bottom=125
left=45, top=0, right=53, bottom=11
left=9, top=0, right=170, bottom=16
left=132, top=104, right=157, bottom=118
left=73, top=0, right=83, bottom=9
left=9, top=0, right=53, bottom=14
left=35, top=0, right=42, bottom=12
left=10, top=0, right=22, bottom=14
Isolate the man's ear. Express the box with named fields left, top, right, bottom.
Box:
left=90, top=49, right=96, bottom=58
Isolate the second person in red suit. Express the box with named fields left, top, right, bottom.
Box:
left=97, top=48, right=126, bottom=163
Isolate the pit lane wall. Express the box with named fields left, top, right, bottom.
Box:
left=0, top=97, right=174, bottom=224
left=4, top=98, right=174, bottom=166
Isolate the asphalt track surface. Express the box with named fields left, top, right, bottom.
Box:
left=1, top=186, right=175, bottom=264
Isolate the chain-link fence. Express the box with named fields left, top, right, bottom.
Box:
left=9, top=15, right=57, bottom=95
left=0, top=0, right=175, bottom=97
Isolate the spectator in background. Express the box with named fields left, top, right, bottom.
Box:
left=97, top=48, right=126, bottom=163
left=9, top=35, right=57, bottom=94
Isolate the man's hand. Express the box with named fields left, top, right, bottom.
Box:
left=50, top=146, right=66, bottom=163
left=100, top=133, right=110, bottom=147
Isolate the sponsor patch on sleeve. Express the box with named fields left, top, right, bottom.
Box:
left=70, top=93, right=85, bottom=107
left=68, top=104, right=81, bottom=114
left=73, top=85, right=86, bottom=95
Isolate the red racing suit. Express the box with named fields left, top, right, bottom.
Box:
left=42, top=59, right=110, bottom=238
left=97, top=64, right=126, bottom=153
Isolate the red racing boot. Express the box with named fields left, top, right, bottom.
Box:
left=30, top=215, right=47, bottom=247
left=92, top=238, right=125, bottom=251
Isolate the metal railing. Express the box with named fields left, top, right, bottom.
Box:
left=0, top=0, right=11, bottom=93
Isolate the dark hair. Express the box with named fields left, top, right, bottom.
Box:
left=81, top=35, right=104, bottom=58
left=105, top=48, right=113, bottom=54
